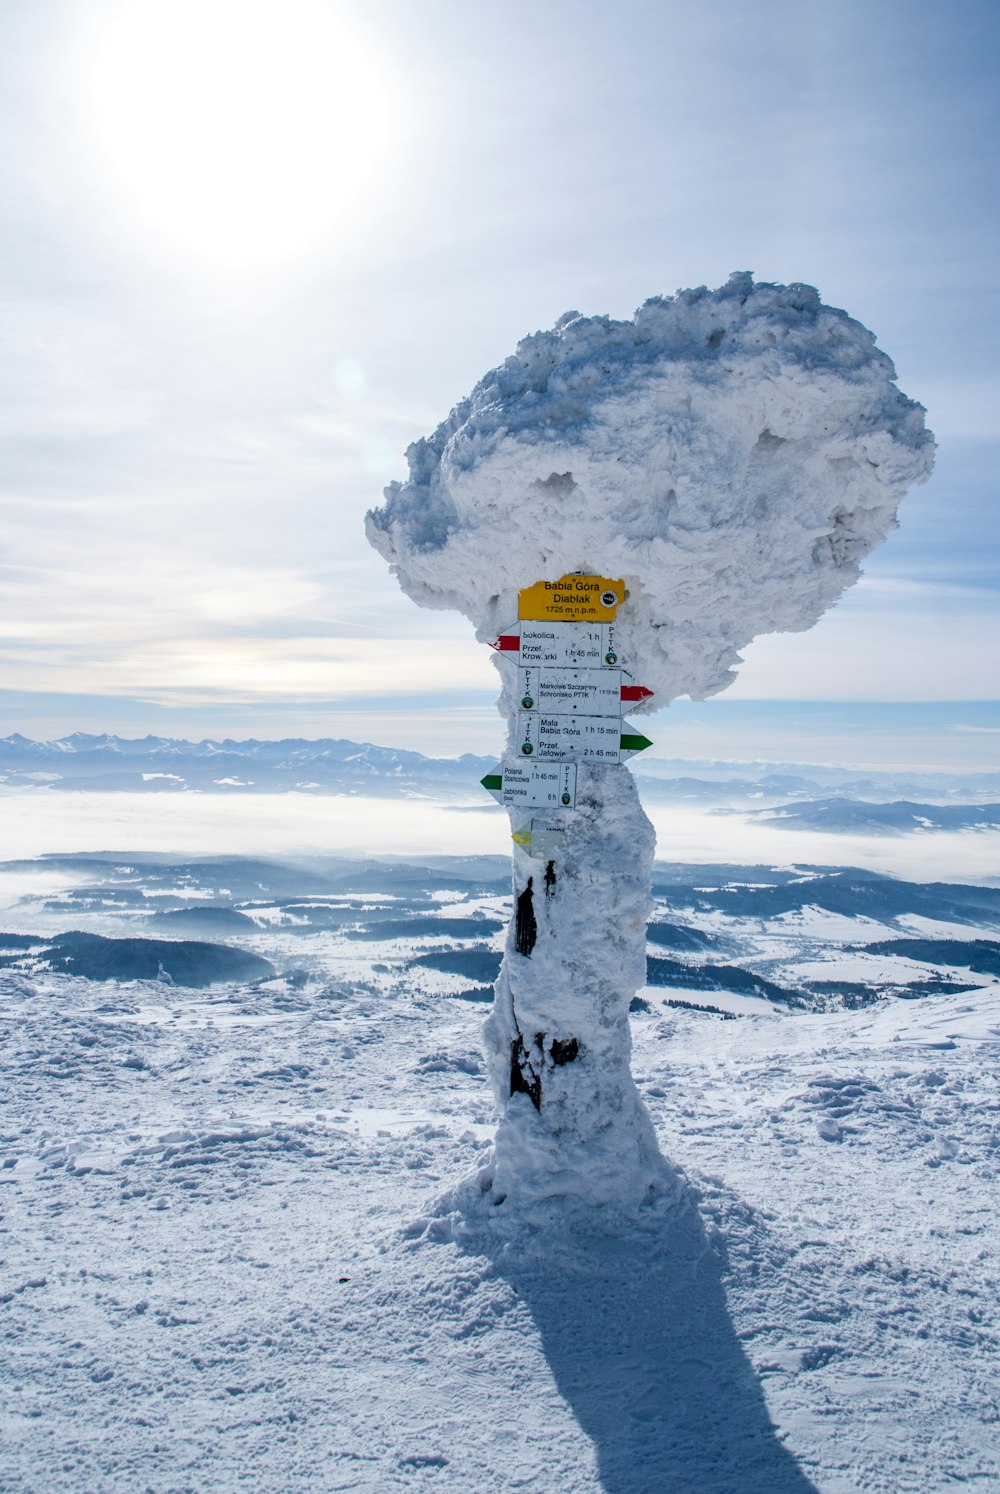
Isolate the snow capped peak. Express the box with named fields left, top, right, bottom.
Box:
left=59, top=732, right=122, bottom=753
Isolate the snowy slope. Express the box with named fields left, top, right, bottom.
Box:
left=1, top=853, right=998, bottom=1492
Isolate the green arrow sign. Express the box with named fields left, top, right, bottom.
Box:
left=620, top=731, right=653, bottom=754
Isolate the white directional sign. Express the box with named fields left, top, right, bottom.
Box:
left=518, top=665, right=622, bottom=716
left=480, top=760, right=577, bottom=809
left=480, top=576, right=653, bottom=806
left=517, top=712, right=624, bottom=763
left=495, top=620, right=624, bottom=670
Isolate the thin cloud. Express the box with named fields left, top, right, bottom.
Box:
left=0, top=300, right=158, bottom=439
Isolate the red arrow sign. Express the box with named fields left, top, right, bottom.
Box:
left=620, top=684, right=654, bottom=703
left=491, top=633, right=520, bottom=652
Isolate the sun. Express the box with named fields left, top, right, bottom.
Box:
left=87, top=0, right=394, bottom=270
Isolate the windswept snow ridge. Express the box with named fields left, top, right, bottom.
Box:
left=367, top=273, right=934, bottom=704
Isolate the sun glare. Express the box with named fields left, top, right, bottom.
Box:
left=87, top=0, right=394, bottom=269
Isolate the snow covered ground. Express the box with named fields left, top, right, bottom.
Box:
left=1, top=843, right=998, bottom=1491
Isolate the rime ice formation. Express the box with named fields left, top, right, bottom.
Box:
left=479, top=762, right=673, bottom=1214
left=366, top=273, right=934, bottom=1213
left=366, top=272, right=934, bottom=705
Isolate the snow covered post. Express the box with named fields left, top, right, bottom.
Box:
left=366, top=273, right=934, bottom=1213
left=476, top=574, right=665, bottom=1209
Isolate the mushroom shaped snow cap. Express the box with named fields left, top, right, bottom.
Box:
left=366, top=273, right=935, bottom=706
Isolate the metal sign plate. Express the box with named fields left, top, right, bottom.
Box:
left=517, top=574, right=625, bottom=623
left=499, top=621, right=623, bottom=669
left=525, top=818, right=570, bottom=860
left=516, top=712, right=623, bottom=763
left=517, top=665, right=623, bottom=717
left=481, top=760, right=578, bottom=808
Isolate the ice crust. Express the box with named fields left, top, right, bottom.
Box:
left=366, top=272, right=935, bottom=1213
left=367, top=272, right=935, bottom=704
left=479, top=763, right=673, bottom=1214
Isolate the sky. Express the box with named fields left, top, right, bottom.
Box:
left=1, top=0, right=998, bottom=770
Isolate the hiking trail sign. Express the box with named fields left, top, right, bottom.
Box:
left=493, top=620, right=624, bottom=669
left=482, top=574, right=654, bottom=802
left=480, top=760, right=577, bottom=809
left=517, top=575, right=625, bottom=623
left=517, top=665, right=653, bottom=715
left=515, top=712, right=652, bottom=764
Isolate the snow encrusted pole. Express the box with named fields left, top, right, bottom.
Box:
left=474, top=580, right=669, bottom=1210
left=365, top=272, right=934, bottom=1215
left=485, top=758, right=667, bottom=1208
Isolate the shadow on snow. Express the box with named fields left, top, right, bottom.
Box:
left=449, top=1185, right=817, bottom=1494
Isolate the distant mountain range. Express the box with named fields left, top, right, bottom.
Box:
left=2, top=733, right=999, bottom=830
left=744, top=797, right=1000, bottom=834
left=0, top=732, right=490, bottom=799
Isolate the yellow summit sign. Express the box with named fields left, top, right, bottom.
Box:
left=517, top=574, right=625, bottom=623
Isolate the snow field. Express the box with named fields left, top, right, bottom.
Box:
left=639, top=996, right=1000, bottom=1491
left=1, top=858, right=998, bottom=1490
